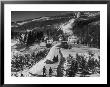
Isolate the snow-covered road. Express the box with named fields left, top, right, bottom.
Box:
left=28, top=43, right=62, bottom=75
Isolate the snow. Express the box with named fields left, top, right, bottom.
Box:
left=60, top=18, right=75, bottom=35
left=11, top=40, right=17, bottom=46
left=11, top=41, right=100, bottom=77
left=17, top=21, right=28, bottom=25
left=29, top=43, right=62, bottom=75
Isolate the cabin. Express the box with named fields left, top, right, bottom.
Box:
left=47, top=38, right=53, bottom=44
left=46, top=38, right=53, bottom=48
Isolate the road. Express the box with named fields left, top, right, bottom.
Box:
left=27, top=43, right=63, bottom=76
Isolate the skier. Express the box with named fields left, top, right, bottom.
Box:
left=43, top=66, right=46, bottom=77
left=49, top=67, right=53, bottom=77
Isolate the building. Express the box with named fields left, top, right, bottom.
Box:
left=46, top=38, right=53, bottom=48
left=68, top=35, right=78, bottom=44
left=46, top=38, right=53, bottom=44
left=40, top=42, right=46, bottom=47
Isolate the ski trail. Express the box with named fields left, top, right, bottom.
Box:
left=29, top=43, right=62, bottom=74
left=29, top=59, right=46, bottom=74
left=60, top=18, right=75, bottom=35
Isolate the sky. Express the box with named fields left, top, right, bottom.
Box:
left=11, top=11, right=73, bottom=22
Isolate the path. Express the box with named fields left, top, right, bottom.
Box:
left=28, top=43, right=63, bottom=76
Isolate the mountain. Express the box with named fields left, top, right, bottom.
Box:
left=11, top=11, right=99, bottom=32
left=11, top=11, right=100, bottom=48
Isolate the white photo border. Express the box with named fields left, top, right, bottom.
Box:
left=4, top=4, right=107, bottom=84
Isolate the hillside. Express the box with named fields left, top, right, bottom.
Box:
left=11, top=11, right=100, bottom=48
